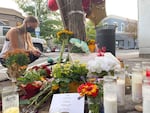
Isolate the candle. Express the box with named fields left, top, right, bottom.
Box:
left=142, top=81, right=150, bottom=113
left=132, top=72, right=143, bottom=103
left=132, top=82, right=142, bottom=102
left=3, top=107, right=19, bottom=113
left=143, top=99, right=150, bottom=113
left=117, top=79, right=125, bottom=106
left=2, top=86, right=19, bottom=113
left=104, top=96, right=117, bottom=113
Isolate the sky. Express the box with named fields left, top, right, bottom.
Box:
left=0, top=0, right=138, bottom=20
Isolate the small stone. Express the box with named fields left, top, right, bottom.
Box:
left=135, top=105, right=143, bottom=112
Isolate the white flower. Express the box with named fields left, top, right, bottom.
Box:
left=87, top=52, right=121, bottom=74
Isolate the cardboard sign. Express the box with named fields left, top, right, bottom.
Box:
left=49, top=93, right=85, bottom=113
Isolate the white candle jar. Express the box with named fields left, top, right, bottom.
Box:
left=142, top=79, right=150, bottom=113
left=2, top=86, right=19, bottom=113
left=103, top=76, right=117, bottom=113
left=115, top=69, right=125, bottom=106
left=131, top=64, right=143, bottom=103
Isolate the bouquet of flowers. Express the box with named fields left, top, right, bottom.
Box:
left=77, top=80, right=103, bottom=113
left=17, top=65, right=52, bottom=98
left=17, top=65, right=53, bottom=111
left=51, top=61, right=89, bottom=93
left=4, top=49, right=29, bottom=82
left=87, top=48, right=121, bottom=77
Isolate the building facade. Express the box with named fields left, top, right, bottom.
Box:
left=0, top=7, right=24, bottom=27
left=100, top=15, right=138, bottom=49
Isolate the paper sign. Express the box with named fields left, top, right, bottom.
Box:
left=49, top=93, right=85, bottom=113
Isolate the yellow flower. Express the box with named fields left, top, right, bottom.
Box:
left=56, top=29, right=73, bottom=42
left=52, top=84, right=59, bottom=91
left=87, top=39, right=95, bottom=45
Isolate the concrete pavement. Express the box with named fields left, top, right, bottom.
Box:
left=0, top=49, right=149, bottom=113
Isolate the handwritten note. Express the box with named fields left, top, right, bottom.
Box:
left=49, top=93, right=85, bottom=113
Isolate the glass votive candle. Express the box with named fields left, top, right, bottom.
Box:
left=142, top=78, right=150, bottom=113
left=2, top=86, right=19, bottom=113
left=131, top=63, right=143, bottom=103
left=115, top=69, right=125, bottom=106
left=142, top=62, right=150, bottom=78
left=103, top=76, right=117, bottom=113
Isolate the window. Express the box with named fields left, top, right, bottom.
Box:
left=3, top=27, right=10, bottom=35
left=121, top=23, right=125, bottom=32
left=113, top=22, right=118, bottom=31
left=103, top=22, right=108, bottom=26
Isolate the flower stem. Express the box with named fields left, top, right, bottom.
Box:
left=59, top=40, right=65, bottom=63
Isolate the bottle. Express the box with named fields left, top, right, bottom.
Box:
left=103, top=76, right=117, bottom=113
left=131, top=63, right=143, bottom=103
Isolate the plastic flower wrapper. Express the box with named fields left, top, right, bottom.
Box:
left=70, top=38, right=90, bottom=53
left=87, top=52, right=121, bottom=77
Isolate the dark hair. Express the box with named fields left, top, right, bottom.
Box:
left=23, top=15, right=39, bottom=24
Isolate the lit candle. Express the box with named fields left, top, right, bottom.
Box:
left=117, top=79, right=125, bottom=106
left=104, top=96, right=117, bottom=113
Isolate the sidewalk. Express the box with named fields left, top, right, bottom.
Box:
left=0, top=50, right=149, bottom=113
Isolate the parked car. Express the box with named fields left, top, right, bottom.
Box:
left=0, top=26, right=49, bottom=52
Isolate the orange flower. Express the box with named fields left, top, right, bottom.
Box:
left=77, top=82, right=99, bottom=97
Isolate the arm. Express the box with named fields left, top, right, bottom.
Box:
left=26, top=33, right=41, bottom=56
left=27, top=33, right=37, bottom=50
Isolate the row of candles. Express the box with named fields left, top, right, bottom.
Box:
left=103, top=61, right=150, bottom=113
left=132, top=62, right=150, bottom=113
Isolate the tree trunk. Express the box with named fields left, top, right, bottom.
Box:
left=56, top=0, right=86, bottom=41
left=56, top=0, right=69, bottom=29
left=68, top=0, right=86, bottom=41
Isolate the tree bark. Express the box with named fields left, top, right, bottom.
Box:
left=56, top=0, right=69, bottom=29
left=56, top=0, right=86, bottom=41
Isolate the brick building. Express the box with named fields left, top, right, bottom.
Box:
left=0, top=7, right=24, bottom=27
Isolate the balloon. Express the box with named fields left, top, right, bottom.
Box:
left=48, top=0, right=58, bottom=11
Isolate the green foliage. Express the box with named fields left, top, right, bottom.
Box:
left=17, top=71, right=42, bottom=85
left=40, top=15, right=63, bottom=39
left=85, top=20, right=96, bottom=40
left=70, top=46, right=85, bottom=53
left=6, top=53, right=29, bottom=67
